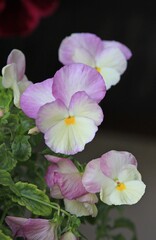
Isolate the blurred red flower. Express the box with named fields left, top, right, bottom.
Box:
left=0, top=0, right=60, bottom=37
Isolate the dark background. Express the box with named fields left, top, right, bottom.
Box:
left=0, top=0, right=156, bottom=137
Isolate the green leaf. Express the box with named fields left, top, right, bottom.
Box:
left=0, top=143, right=17, bottom=171
left=0, top=230, right=12, bottom=240
left=12, top=182, right=52, bottom=216
left=0, top=77, right=13, bottom=110
left=11, top=135, right=31, bottom=162
left=0, top=170, right=20, bottom=195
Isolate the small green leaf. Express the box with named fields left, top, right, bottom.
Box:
left=0, top=230, right=12, bottom=240
left=12, top=182, right=52, bottom=216
left=11, top=135, right=31, bottom=161
left=0, top=77, right=13, bottom=110
left=0, top=143, right=17, bottom=171
left=0, top=170, right=19, bottom=195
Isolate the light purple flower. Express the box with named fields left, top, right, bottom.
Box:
left=59, top=33, right=132, bottom=90
left=45, top=155, right=87, bottom=199
left=5, top=216, right=58, bottom=240
left=82, top=150, right=146, bottom=205
left=2, top=49, right=32, bottom=108
left=36, top=90, right=103, bottom=155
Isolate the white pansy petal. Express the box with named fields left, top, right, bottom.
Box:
left=7, top=49, right=26, bottom=80
left=100, top=150, right=137, bottom=179
left=44, top=117, right=98, bottom=155
left=100, top=67, right=120, bottom=90
left=96, top=48, right=127, bottom=74
left=69, top=91, right=104, bottom=126
left=100, top=179, right=116, bottom=205
left=36, top=99, right=68, bottom=133
left=82, top=159, right=107, bottom=193
left=20, top=78, right=54, bottom=119
left=64, top=199, right=97, bottom=217
left=110, top=180, right=146, bottom=205
left=18, top=75, right=32, bottom=94
left=118, top=166, right=142, bottom=182
left=2, top=64, right=18, bottom=88
left=77, top=193, right=98, bottom=204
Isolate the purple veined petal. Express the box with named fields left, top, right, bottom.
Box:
left=7, top=49, right=26, bottom=80
left=20, top=78, right=54, bottom=119
left=52, top=63, right=106, bottom=107
left=103, top=40, right=132, bottom=60
left=57, top=172, right=87, bottom=199
left=82, top=158, right=107, bottom=193
left=6, top=217, right=58, bottom=240
left=100, top=150, right=138, bottom=179
left=5, top=216, right=27, bottom=237
left=58, top=32, right=104, bottom=66
left=45, top=155, right=79, bottom=174
left=45, top=164, right=59, bottom=187
left=96, top=47, right=127, bottom=75
left=69, top=91, right=104, bottom=126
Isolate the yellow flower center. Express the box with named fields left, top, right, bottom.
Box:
left=64, top=116, right=75, bottom=125
left=116, top=182, right=126, bottom=191
left=95, top=66, right=101, bottom=73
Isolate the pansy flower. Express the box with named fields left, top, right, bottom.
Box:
left=45, top=155, right=87, bottom=199
left=58, top=33, right=132, bottom=90
left=2, top=49, right=32, bottom=108
left=45, top=155, right=98, bottom=217
left=82, top=150, right=146, bottom=205
left=21, top=64, right=105, bottom=154
left=5, top=216, right=58, bottom=240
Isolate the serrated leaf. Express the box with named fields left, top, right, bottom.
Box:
left=11, top=135, right=31, bottom=161
left=0, top=230, right=12, bottom=240
left=12, top=182, right=52, bottom=216
left=0, top=143, right=17, bottom=171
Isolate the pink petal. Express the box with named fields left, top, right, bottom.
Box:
left=59, top=33, right=103, bottom=65
left=45, top=155, right=79, bottom=173
left=5, top=216, right=27, bottom=237
left=7, top=49, right=26, bottom=80
left=103, top=40, right=132, bottom=60
left=82, top=158, right=107, bottom=193
left=20, top=78, right=54, bottom=119
left=52, top=63, right=106, bottom=107
left=100, top=150, right=137, bottom=179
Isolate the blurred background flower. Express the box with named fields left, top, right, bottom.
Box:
left=0, top=0, right=60, bottom=37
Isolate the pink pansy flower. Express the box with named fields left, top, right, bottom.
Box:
left=64, top=193, right=98, bottom=217
left=5, top=216, right=58, bottom=240
left=61, top=231, right=78, bottom=240
left=37, top=90, right=103, bottom=155
left=82, top=150, right=146, bottom=205
left=20, top=78, right=55, bottom=119
left=45, top=155, right=87, bottom=199
left=2, top=49, right=32, bottom=108
left=58, top=33, right=132, bottom=90
left=31, top=64, right=104, bottom=155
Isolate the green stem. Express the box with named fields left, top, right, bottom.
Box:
left=21, top=194, right=70, bottom=217
left=0, top=205, right=9, bottom=225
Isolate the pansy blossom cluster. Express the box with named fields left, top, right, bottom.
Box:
left=0, top=33, right=146, bottom=240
